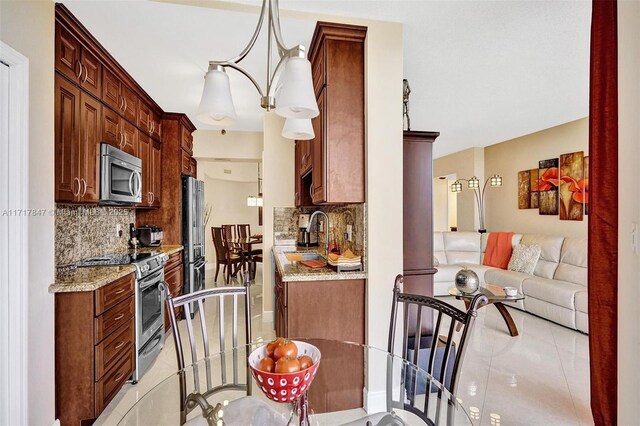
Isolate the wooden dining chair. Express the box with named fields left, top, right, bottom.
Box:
left=161, top=274, right=254, bottom=425
left=237, top=224, right=263, bottom=279
left=211, top=226, right=242, bottom=284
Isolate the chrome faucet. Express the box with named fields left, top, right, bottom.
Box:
left=307, top=210, right=330, bottom=257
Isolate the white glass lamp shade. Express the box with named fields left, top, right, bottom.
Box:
left=451, top=181, right=463, bottom=193
left=274, top=57, right=319, bottom=119
left=281, top=118, right=315, bottom=140
left=196, top=68, right=237, bottom=126
left=468, top=176, right=480, bottom=189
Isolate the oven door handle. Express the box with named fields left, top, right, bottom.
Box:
left=139, top=270, right=164, bottom=289
left=141, top=333, right=162, bottom=356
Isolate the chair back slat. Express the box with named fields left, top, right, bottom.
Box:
left=161, top=274, right=253, bottom=423
left=211, top=227, right=226, bottom=262
left=237, top=224, right=250, bottom=239
left=387, top=273, right=488, bottom=423
left=427, top=311, right=442, bottom=376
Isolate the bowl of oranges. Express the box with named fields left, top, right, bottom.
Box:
left=248, top=338, right=321, bottom=403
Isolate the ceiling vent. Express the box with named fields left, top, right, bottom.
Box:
left=224, top=169, right=232, bottom=174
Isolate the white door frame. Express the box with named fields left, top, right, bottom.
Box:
left=0, top=40, right=29, bottom=426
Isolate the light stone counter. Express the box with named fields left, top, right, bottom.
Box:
left=272, top=246, right=367, bottom=282
left=49, top=245, right=183, bottom=293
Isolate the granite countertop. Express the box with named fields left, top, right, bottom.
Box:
left=49, top=245, right=184, bottom=293
left=272, top=246, right=367, bottom=282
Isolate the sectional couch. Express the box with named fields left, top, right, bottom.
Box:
left=433, top=232, right=588, bottom=334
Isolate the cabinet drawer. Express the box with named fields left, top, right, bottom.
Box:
left=180, top=126, right=193, bottom=155
left=95, top=297, right=135, bottom=344
left=181, top=150, right=192, bottom=175
left=165, top=252, right=183, bottom=272
left=95, top=319, right=134, bottom=381
left=95, top=349, right=134, bottom=414
left=95, top=273, right=135, bottom=316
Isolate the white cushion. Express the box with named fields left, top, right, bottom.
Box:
left=433, top=232, right=447, bottom=266
left=524, top=297, right=576, bottom=329
left=459, top=263, right=497, bottom=283
left=520, top=234, right=565, bottom=279
left=434, top=265, right=463, bottom=283
left=575, top=290, right=588, bottom=313
left=507, top=244, right=541, bottom=274
left=484, top=269, right=530, bottom=293
left=443, top=232, right=481, bottom=265
left=522, top=277, right=583, bottom=309
left=554, top=237, right=587, bottom=286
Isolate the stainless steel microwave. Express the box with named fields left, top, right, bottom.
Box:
left=100, top=143, right=142, bottom=205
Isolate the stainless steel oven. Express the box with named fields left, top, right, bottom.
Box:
left=133, top=264, right=165, bottom=382
left=100, top=143, right=142, bottom=205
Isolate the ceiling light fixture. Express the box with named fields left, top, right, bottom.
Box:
left=196, top=0, right=318, bottom=139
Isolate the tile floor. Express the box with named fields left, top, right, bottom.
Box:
left=95, top=269, right=591, bottom=425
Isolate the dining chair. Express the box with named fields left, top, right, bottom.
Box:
left=212, top=226, right=242, bottom=284
left=162, top=274, right=254, bottom=425
left=344, top=274, right=487, bottom=426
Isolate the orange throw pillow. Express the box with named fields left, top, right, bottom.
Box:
left=483, top=232, right=515, bottom=269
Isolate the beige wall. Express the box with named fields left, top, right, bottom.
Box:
left=484, top=118, right=588, bottom=237
left=617, top=0, right=640, bottom=421
left=262, top=113, right=295, bottom=314
left=0, top=1, right=55, bottom=424
left=202, top=175, right=262, bottom=269
left=193, top=129, right=263, bottom=161
left=434, top=147, right=484, bottom=231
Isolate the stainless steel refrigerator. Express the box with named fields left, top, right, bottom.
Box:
left=182, top=176, right=205, bottom=317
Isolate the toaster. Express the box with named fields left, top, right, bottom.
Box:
left=137, top=225, right=163, bottom=247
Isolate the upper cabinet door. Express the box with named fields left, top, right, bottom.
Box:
left=79, top=47, right=101, bottom=98
left=150, top=111, right=162, bottom=141
left=55, top=23, right=81, bottom=83
left=121, top=85, right=138, bottom=124
left=102, top=67, right=121, bottom=112
left=138, top=132, right=151, bottom=207
left=55, top=75, right=81, bottom=203
left=138, top=102, right=152, bottom=136
left=78, top=92, right=101, bottom=203
left=150, top=141, right=162, bottom=207
left=121, top=120, right=138, bottom=157
left=101, top=107, right=120, bottom=149
left=311, top=90, right=326, bottom=204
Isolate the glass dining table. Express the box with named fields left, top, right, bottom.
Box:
left=117, top=339, right=471, bottom=426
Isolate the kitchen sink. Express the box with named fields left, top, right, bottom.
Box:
left=284, top=252, right=326, bottom=262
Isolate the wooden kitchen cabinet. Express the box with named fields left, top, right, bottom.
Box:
left=295, top=22, right=366, bottom=205
left=55, top=273, right=136, bottom=425
left=274, top=270, right=365, bottom=413
left=150, top=140, right=162, bottom=207
left=101, top=107, right=138, bottom=156
left=138, top=134, right=161, bottom=208
left=164, top=252, right=184, bottom=331
left=137, top=113, right=196, bottom=244
left=55, top=75, right=101, bottom=203
left=55, top=22, right=102, bottom=98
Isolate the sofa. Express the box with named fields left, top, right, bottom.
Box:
left=433, top=232, right=588, bottom=334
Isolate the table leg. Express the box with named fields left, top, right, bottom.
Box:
left=494, top=302, right=519, bottom=337
left=455, top=299, right=472, bottom=332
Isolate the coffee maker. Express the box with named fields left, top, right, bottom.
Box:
left=297, top=214, right=319, bottom=247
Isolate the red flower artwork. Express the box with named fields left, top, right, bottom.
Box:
left=538, top=167, right=559, bottom=191
left=560, top=175, right=589, bottom=204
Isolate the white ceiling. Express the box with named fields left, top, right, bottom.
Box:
left=61, top=0, right=591, bottom=158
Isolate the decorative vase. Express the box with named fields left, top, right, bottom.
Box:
left=455, top=268, right=480, bottom=294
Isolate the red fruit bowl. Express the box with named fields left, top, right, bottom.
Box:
left=248, top=341, right=321, bottom=403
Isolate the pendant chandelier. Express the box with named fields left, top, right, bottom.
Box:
left=196, top=0, right=318, bottom=140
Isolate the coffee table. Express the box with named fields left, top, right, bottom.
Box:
left=448, top=284, right=525, bottom=337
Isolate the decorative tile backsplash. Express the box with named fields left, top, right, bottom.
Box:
left=55, top=205, right=135, bottom=266
left=273, top=204, right=367, bottom=268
